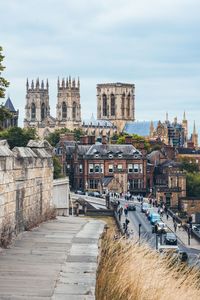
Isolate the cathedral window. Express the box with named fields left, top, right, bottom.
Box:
left=62, top=102, right=67, bottom=119
left=73, top=102, right=76, bottom=119
left=121, top=93, right=125, bottom=117
left=31, top=103, right=36, bottom=120
left=111, top=94, right=115, bottom=116
left=41, top=103, right=45, bottom=121
left=127, top=93, right=130, bottom=117
left=102, top=94, right=107, bottom=116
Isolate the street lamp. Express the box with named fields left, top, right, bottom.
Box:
left=139, top=223, right=141, bottom=245
left=85, top=181, right=88, bottom=195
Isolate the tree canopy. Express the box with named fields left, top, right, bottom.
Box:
left=179, top=157, right=199, bottom=173
left=0, top=46, right=9, bottom=99
left=0, top=127, right=37, bottom=148
left=186, top=173, right=200, bottom=197
left=46, top=127, right=85, bottom=147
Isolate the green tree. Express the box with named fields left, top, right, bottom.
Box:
left=0, top=127, right=37, bottom=148
left=186, top=173, right=200, bottom=197
left=0, top=46, right=9, bottom=99
left=53, top=156, right=63, bottom=179
left=46, top=128, right=70, bottom=147
left=179, top=157, right=199, bottom=173
left=73, top=128, right=85, bottom=141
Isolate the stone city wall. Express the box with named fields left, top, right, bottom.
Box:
left=0, top=140, right=53, bottom=243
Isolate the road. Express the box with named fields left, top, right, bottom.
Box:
left=120, top=200, right=200, bottom=266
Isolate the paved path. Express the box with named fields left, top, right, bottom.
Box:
left=0, top=216, right=105, bottom=300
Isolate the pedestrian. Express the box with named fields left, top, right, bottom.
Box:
left=166, top=212, right=169, bottom=220
left=160, top=208, right=163, bottom=217
left=174, top=221, right=177, bottom=232
left=158, top=206, right=160, bottom=214
left=125, top=218, right=130, bottom=234
left=173, top=216, right=175, bottom=223
left=124, top=208, right=128, bottom=217
left=118, top=206, right=123, bottom=221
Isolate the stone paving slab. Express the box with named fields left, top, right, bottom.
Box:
left=0, top=217, right=105, bottom=300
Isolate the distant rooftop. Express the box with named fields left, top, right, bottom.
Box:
left=124, top=121, right=158, bottom=136
left=82, top=114, right=116, bottom=127
left=97, top=82, right=134, bottom=87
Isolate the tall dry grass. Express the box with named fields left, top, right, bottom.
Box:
left=96, top=233, right=200, bottom=300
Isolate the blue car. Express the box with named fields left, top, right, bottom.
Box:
left=150, top=213, right=161, bottom=225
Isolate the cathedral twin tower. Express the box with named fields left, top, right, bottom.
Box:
left=24, top=77, right=81, bottom=137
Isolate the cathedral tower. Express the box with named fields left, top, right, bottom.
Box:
left=56, top=77, right=81, bottom=130
left=97, top=83, right=135, bottom=132
left=24, top=78, right=50, bottom=128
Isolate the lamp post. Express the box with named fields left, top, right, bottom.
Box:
left=139, top=223, right=141, bottom=245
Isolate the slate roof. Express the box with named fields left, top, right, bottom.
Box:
left=4, top=97, right=16, bottom=112
left=123, top=121, right=158, bottom=136
left=85, top=144, right=142, bottom=157
left=177, top=148, right=200, bottom=155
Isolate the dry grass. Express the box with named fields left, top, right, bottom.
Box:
left=24, top=206, right=57, bottom=231
left=96, top=232, right=200, bottom=300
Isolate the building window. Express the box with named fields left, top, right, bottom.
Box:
left=108, top=154, right=113, bottom=158
left=109, top=164, right=113, bottom=173
left=89, top=179, right=99, bottom=189
left=111, top=94, right=115, bottom=116
left=62, top=102, right=67, bottom=119
left=134, top=179, right=138, bottom=188
left=100, top=164, right=104, bottom=173
left=95, top=154, right=99, bottom=158
left=117, top=164, right=123, bottom=171
left=41, top=103, right=45, bottom=120
left=79, top=164, right=83, bottom=173
left=95, top=164, right=100, bottom=173
left=102, top=94, right=107, bottom=116
left=139, top=164, right=143, bottom=173
left=118, top=154, right=123, bottom=158
left=79, top=178, right=83, bottom=189
left=72, top=102, right=76, bottom=119
left=31, top=103, right=36, bottom=120
left=134, top=164, right=139, bottom=173
left=128, top=164, right=133, bottom=173
left=89, top=164, right=94, bottom=173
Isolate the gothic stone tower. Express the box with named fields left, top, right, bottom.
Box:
left=182, top=111, right=188, bottom=146
left=24, top=79, right=51, bottom=132
left=191, top=121, right=198, bottom=148
left=56, top=77, right=81, bottom=130
left=97, top=83, right=135, bottom=132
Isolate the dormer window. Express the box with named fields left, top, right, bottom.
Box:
left=109, top=154, right=113, bottom=158
left=118, top=154, right=123, bottom=158
left=95, top=154, right=99, bottom=158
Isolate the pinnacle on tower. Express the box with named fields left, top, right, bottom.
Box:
left=78, top=77, right=80, bottom=88
left=46, top=79, right=49, bottom=90
left=62, top=78, right=65, bottom=88
left=166, top=112, right=168, bottom=122
left=41, top=80, right=44, bottom=89
left=183, top=111, right=186, bottom=121
left=69, top=76, right=71, bottom=87
left=72, top=78, right=75, bottom=87
left=36, top=78, right=40, bottom=89
left=26, top=78, right=29, bottom=91
left=193, top=121, right=196, bottom=135
left=66, top=77, right=68, bottom=87
left=57, top=77, right=60, bottom=88
left=31, top=80, right=34, bottom=89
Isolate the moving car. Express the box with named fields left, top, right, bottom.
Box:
left=141, top=202, right=150, bottom=213
left=146, top=207, right=156, bottom=220
left=127, top=203, right=136, bottom=211
left=165, top=232, right=177, bottom=245
left=150, top=213, right=161, bottom=225
left=152, top=221, right=168, bottom=234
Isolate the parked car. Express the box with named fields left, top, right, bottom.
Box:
left=93, top=191, right=103, bottom=198
left=150, top=213, right=161, bottom=225
left=128, top=203, right=136, bottom=211
left=165, top=232, right=177, bottom=245
left=75, top=190, right=85, bottom=195
left=152, top=221, right=168, bottom=234
left=141, top=202, right=150, bottom=213
left=146, top=208, right=156, bottom=220
left=88, top=191, right=95, bottom=197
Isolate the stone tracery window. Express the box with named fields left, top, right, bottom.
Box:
left=62, top=102, right=67, bottom=119
left=121, top=93, right=125, bottom=117
left=41, top=103, right=45, bottom=121
left=111, top=94, right=115, bottom=116
left=102, top=94, right=107, bottom=116
left=127, top=93, right=130, bottom=117
left=31, top=103, right=36, bottom=120
left=72, top=102, right=76, bottom=120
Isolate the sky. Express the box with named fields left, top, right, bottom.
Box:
left=1, top=0, right=200, bottom=137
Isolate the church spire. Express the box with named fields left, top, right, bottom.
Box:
left=26, top=78, right=29, bottom=91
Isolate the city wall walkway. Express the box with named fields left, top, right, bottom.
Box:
left=0, top=216, right=105, bottom=300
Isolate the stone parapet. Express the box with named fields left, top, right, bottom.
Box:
left=0, top=140, right=53, bottom=244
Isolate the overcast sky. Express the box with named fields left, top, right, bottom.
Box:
left=1, top=0, right=200, bottom=137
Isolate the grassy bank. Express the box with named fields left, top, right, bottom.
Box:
left=96, top=233, right=200, bottom=300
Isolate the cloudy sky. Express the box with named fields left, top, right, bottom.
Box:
left=1, top=0, right=200, bottom=136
